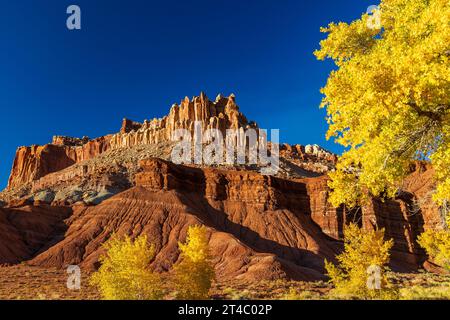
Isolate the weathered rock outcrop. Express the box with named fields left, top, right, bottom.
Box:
left=8, top=145, right=77, bottom=190
left=7, top=137, right=111, bottom=190
left=5, top=93, right=260, bottom=190
left=3, top=93, right=336, bottom=204
left=0, top=92, right=442, bottom=283
left=28, top=158, right=342, bottom=281
left=11, top=158, right=434, bottom=281
left=112, top=93, right=257, bottom=147
left=136, top=158, right=435, bottom=272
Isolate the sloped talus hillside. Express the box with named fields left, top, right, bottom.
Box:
left=0, top=93, right=442, bottom=283
left=0, top=205, right=71, bottom=264
left=28, top=158, right=344, bottom=281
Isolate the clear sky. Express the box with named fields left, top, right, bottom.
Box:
left=0, top=0, right=376, bottom=188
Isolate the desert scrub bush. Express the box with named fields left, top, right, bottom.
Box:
left=223, top=288, right=251, bottom=300
left=325, top=223, right=397, bottom=299
left=418, top=229, right=450, bottom=271
left=173, top=225, right=215, bottom=300
left=282, top=287, right=321, bottom=300
left=90, top=234, right=164, bottom=300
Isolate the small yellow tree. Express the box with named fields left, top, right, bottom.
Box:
left=325, top=223, right=396, bottom=299
left=90, top=234, right=163, bottom=300
left=173, top=225, right=215, bottom=300
left=418, top=229, right=450, bottom=271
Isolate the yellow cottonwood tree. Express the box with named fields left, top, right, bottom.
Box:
left=418, top=229, right=450, bottom=270
left=325, top=223, right=396, bottom=299
left=90, top=235, right=163, bottom=300
left=173, top=225, right=215, bottom=300
left=315, top=0, right=450, bottom=209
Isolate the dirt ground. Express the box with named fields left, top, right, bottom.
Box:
left=0, top=265, right=449, bottom=300
left=0, top=265, right=100, bottom=300
left=0, top=265, right=332, bottom=300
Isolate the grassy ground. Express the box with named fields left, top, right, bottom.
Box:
left=0, top=265, right=449, bottom=300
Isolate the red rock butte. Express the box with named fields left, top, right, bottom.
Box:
left=0, top=93, right=442, bottom=282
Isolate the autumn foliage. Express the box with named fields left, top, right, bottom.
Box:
left=315, top=0, right=450, bottom=209
left=418, top=229, right=450, bottom=271
left=90, top=235, right=163, bottom=300
left=173, top=225, right=215, bottom=300
left=325, top=223, right=396, bottom=299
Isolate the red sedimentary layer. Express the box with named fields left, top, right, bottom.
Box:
left=6, top=93, right=256, bottom=189
left=0, top=93, right=442, bottom=282
left=0, top=158, right=436, bottom=281
left=6, top=93, right=335, bottom=191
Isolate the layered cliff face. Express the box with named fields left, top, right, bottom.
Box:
left=7, top=93, right=255, bottom=190
left=0, top=158, right=436, bottom=282
left=2, top=93, right=336, bottom=204
left=0, top=92, right=442, bottom=282
left=135, top=158, right=436, bottom=272
left=7, top=137, right=110, bottom=190
left=8, top=145, right=76, bottom=190
left=27, top=158, right=342, bottom=281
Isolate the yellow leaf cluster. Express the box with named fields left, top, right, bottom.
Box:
left=90, top=235, right=163, bottom=300
left=325, top=223, right=397, bottom=299
left=174, top=225, right=215, bottom=300
left=315, top=0, right=450, bottom=209
left=418, top=229, right=450, bottom=270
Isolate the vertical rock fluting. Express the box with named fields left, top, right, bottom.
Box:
left=6, top=93, right=339, bottom=191
left=7, top=145, right=77, bottom=190
left=7, top=137, right=111, bottom=189
left=108, top=93, right=256, bottom=148
left=6, top=93, right=256, bottom=190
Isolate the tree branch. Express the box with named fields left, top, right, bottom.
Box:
left=407, top=102, right=448, bottom=122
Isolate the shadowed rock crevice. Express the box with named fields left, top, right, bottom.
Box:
left=0, top=205, right=71, bottom=264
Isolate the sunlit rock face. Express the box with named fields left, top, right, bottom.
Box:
left=6, top=93, right=336, bottom=193
left=0, top=93, right=442, bottom=279
left=6, top=93, right=257, bottom=189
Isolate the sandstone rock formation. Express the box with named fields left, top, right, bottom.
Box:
left=4, top=93, right=262, bottom=190
left=2, top=93, right=336, bottom=204
left=27, top=158, right=343, bottom=281
left=0, top=157, right=439, bottom=281
left=0, top=92, right=442, bottom=282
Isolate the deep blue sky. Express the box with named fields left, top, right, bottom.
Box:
left=0, top=0, right=375, bottom=188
